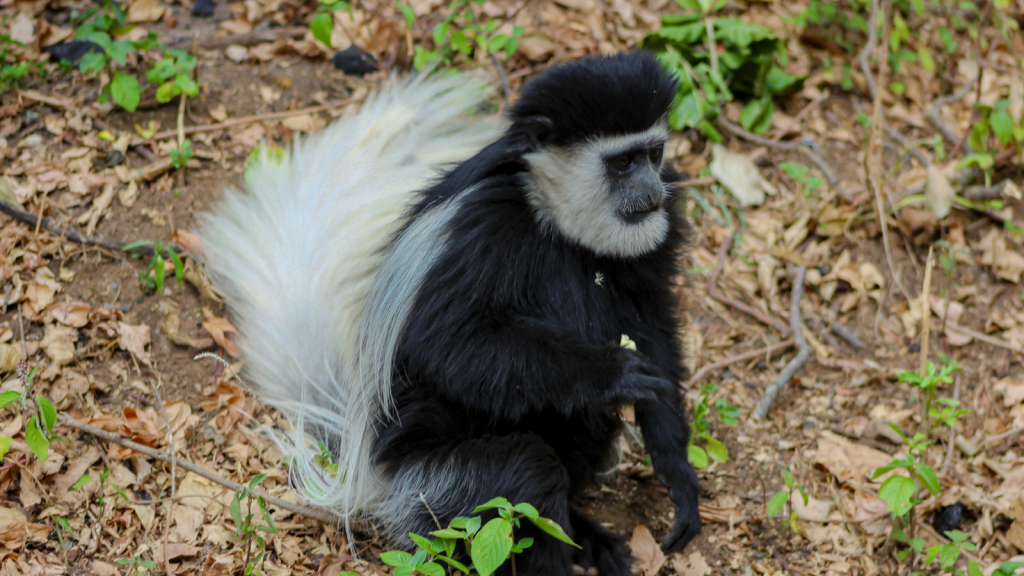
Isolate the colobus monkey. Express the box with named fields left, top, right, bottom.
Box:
left=199, top=51, right=701, bottom=576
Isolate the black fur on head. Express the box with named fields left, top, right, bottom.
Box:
left=509, top=51, right=677, bottom=148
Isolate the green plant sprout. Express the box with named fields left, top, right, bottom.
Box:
left=400, top=0, right=524, bottom=71
left=169, top=139, right=195, bottom=170
left=231, top=473, right=279, bottom=576
left=122, top=241, right=184, bottom=294
left=114, top=554, right=158, bottom=576
left=145, top=49, right=198, bottom=104
left=0, top=35, right=42, bottom=95
left=310, top=0, right=352, bottom=48
left=766, top=467, right=808, bottom=534
left=780, top=162, right=824, bottom=195
left=382, top=497, right=577, bottom=576
left=643, top=0, right=803, bottom=140
left=687, top=382, right=737, bottom=469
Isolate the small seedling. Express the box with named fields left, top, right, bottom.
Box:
left=122, top=241, right=184, bottom=294
left=383, top=498, right=577, bottom=576
left=310, top=0, right=352, bottom=48
left=115, top=555, right=158, bottom=576
left=401, top=0, right=525, bottom=70
left=687, top=383, right=737, bottom=469
left=145, top=49, right=198, bottom=104
left=169, top=139, right=194, bottom=170
left=231, top=473, right=279, bottom=576
left=766, top=467, right=808, bottom=534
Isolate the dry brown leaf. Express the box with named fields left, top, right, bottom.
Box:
left=91, top=560, right=120, bottom=576
left=815, top=431, right=898, bottom=484
left=183, top=260, right=225, bottom=302
left=709, top=144, right=776, bottom=207
left=995, top=379, right=1024, bottom=407
left=0, top=507, right=49, bottom=548
left=39, top=323, right=77, bottom=367
left=173, top=472, right=223, bottom=542
left=153, top=543, right=202, bottom=565
left=126, top=0, right=166, bottom=22
left=628, top=525, right=666, bottom=575
left=170, top=228, right=204, bottom=256
left=159, top=299, right=215, bottom=349
left=52, top=445, right=101, bottom=503
left=924, top=165, right=953, bottom=218
left=49, top=301, right=91, bottom=327
left=9, top=13, right=36, bottom=45
left=117, top=322, right=153, bottom=367
left=672, top=551, right=711, bottom=576
left=0, top=343, right=22, bottom=373
left=978, top=228, right=1024, bottom=284
left=76, top=183, right=117, bottom=235
left=202, top=307, right=240, bottom=357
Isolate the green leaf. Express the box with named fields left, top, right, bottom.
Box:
left=114, top=559, right=134, bottom=565
left=968, top=560, right=983, bottom=576
left=916, top=464, right=940, bottom=495
left=473, top=497, right=512, bottom=513
left=466, top=515, right=482, bottom=535
left=939, top=543, right=961, bottom=569
left=513, top=502, right=539, bottom=520
left=248, top=473, right=268, bottom=489
left=71, top=474, right=93, bottom=491
left=705, top=437, right=729, bottom=463
left=156, top=81, right=177, bottom=103
left=957, top=152, right=994, bottom=171
left=79, top=51, right=106, bottom=74
left=739, top=95, right=773, bottom=135
left=765, top=66, right=802, bottom=95
left=429, top=528, right=467, bottom=539
left=432, top=21, right=449, bottom=46
left=990, top=110, right=1014, bottom=147
left=398, top=4, right=416, bottom=27
left=147, top=59, right=178, bottom=83
left=122, top=240, right=154, bottom=251
left=917, top=47, right=935, bottom=72
left=36, top=396, right=56, bottom=436
left=713, top=18, right=776, bottom=48
left=781, top=469, right=794, bottom=489
left=471, top=518, right=514, bottom=576
left=380, top=550, right=413, bottom=567
left=0, top=391, right=22, bottom=410
left=418, top=562, right=445, bottom=576
left=526, top=516, right=580, bottom=548
left=488, top=34, right=508, bottom=53
left=0, top=437, right=13, bottom=462
left=175, top=73, right=199, bottom=97
left=766, top=490, right=788, bottom=518
left=230, top=495, right=243, bottom=536
left=451, top=30, right=470, bottom=55
left=878, top=475, right=917, bottom=516
left=311, top=13, right=334, bottom=47
left=107, top=40, right=134, bottom=66
left=141, top=561, right=158, bottom=570
left=110, top=72, right=140, bottom=112
left=25, top=416, right=49, bottom=462
left=687, top=444, right=708, bottom=469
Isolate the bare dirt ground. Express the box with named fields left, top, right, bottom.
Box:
left=1, top=1, right=1024, bottom=576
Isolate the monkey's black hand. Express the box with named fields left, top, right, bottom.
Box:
left=607, top=349, right=674, bottom=406
left=660, top=500, right=702, bottom=554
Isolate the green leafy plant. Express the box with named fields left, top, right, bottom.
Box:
left=310, top=0, right=352, bottom=48
left=766, top=467, right=808, bottom=534
left=960, top=98, right=1024, bottom=186
left=643, top=0, right=803, bottom=139
left=382, top=497, right=577, bottom=576
left=231, top=473, right=279, bottom=576
left=873, top=360, right=969, bottom=574
left=145, top=49, right=198, bottom=104
left=169, top=139, right=195, bottom=170
left=114, top=554, right=158, bottom=576
left=0, top=369, right=60, bottom=464
left=402, top=0, right=524, bottom=70
left=0, top=35, right=42, bottom=95
left=122, top=241, right=184, bottom=294
left=71, top=1, right=164, bottom=111
left=687, top=382, right=737, bottom=469
left=780, top=161, right=824, bottom=195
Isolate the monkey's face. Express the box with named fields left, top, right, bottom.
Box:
left=523, top=123, right=672, bottom=259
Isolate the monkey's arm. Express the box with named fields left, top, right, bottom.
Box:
left=401, top=308, right=666, bottom=420
left=635, top=388, right=702, bottom=552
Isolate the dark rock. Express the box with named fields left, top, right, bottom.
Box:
left=44, top=40, right=103, bottom=64
left=332, top=45, right=379, bottom=77
left=932, top=502, right=966, bottom=535
left=192, top=0, right=215, bottom=16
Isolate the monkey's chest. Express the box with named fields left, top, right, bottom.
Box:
left=536, top=268, right=642, bottom=345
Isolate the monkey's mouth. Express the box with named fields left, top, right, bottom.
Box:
left=619, top=202, right=663, bottom=223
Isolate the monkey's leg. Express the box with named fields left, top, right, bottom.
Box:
left=570, top=508, right=632, bottom=576
left=381, top=433, right=575, bottom=576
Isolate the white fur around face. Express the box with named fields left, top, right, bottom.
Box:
left=523, top=124, right=671, bottom=258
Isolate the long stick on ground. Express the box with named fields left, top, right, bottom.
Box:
left=687, top=340, right=795, bottom=387
left=753, top=267, right=814, bottom=419
left=56, top=412, right=348, bottom=527
left=0, top=201, right=177, bottom=257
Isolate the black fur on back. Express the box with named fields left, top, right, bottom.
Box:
left=508, top=51, right=677, bottom=146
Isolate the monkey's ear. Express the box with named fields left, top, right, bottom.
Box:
left=522, top=115, right=553, bottom=151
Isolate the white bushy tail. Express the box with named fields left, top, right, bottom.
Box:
left=197, top=73, right=500, bottom=526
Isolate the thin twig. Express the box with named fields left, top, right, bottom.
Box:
left=831, top=320, right=864, bottom=349
left=0, top=201, right=177, bottom=257
left=926, top=82, right=977, bottom=153
left=419, top=492, right=442, bottom=530
left=716, top=117, right=846, bottom=196
left=753, top=267, right=814, bottom=419
left=686, top=340, right=795, bottom=386
left=152, top=380, right=177, bottom=576
left=708, top=231, right=792, bottom=335
left=167, top=26, right=307, bottom=50
left=943, top=322, right=1022, bottom=353
left=985, top=424, right=1024, bottom=445
left=942, top=376, right=960, bottom=476
left=55, top=413, right=349, bottom=527
left=490, top=53, right=511, bottom=108
left=919, top=247, right=934, bottom=377
left=771, top=91, right=829, bottom=142
left=144, top=97, right=359, bottom=142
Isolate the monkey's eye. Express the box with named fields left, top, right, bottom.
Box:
left=611, top=154, right=634, bottom=174
left=649, top=146, right=664, bottom=165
